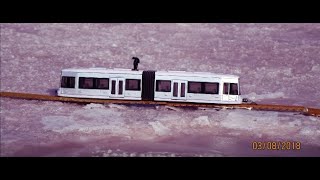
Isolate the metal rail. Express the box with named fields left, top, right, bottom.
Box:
left=1, top=91, right=319, bottom=117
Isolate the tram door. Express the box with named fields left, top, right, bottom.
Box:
left=222, top=82, right=238, bottom=102
left=172, top=80, right=187, bottom=100
left=110, top=78, right=125, bottom=98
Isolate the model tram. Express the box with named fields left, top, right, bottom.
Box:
left=57, top=68, right=243, bottom=104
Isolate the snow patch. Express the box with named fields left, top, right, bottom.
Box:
left=311, top=65, right=320, bottom=72
left=288, top=120, right=302, bottom=127
left=83, top=103, right=106, bottom=109
left=309, top=116, right=319, bottom=122
left=298, top=126, right=320, bottom=144
left=220, top=111, right=280, bottom=131
left=164, top=106, right=183, bottom=111
left=176, top=23, right=190, bottom=27
left=282, top=68, right=293, bottom=76
left=245, top=92, right=286, bottom=100
left=190, top=116, right=211, bottom=127
left=41, top=108, right=129, bottom=135
left=41, top=116, right=76, bottom=132
left=149, top=121, right=171, bottom=136
left=107, top=103, right=128, bottom=110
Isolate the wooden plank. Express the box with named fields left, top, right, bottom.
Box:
left=1, top=91, right=319, bottom=117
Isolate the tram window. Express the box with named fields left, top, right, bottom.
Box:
left=173, top=82, right=178, bottom=97
left=188, top=82, right=202, bottom=93
left=156, top=80, right=171, bottom=92
left=223, top=83, right=229, bottom=94
left=96, top=78, right=109, bottom=89
left=223, top=83, right=238, bottom=95
left=230, top=83, right=238, bottom=95
left=119, top=80, right=123, bottom=95
left=79, top=77, right=109, bottom=89
left=61, top=76, right=75, bottom=88
left=181, top=83, right=186, bottom=97
left=189, top=82, right=219, bottom=94
left=79, top=77, right=94, bottom=89
left=125, top=79, right=141, bottom=91
left=204, top=83, right=219, bottom=94
left=111, top=80, right=116, bottom=94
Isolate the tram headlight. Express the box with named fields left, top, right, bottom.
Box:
left=242, top=98, right=248, bottom=102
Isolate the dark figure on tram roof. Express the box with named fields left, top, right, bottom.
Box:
left=132, top=57, right=140, bottom=71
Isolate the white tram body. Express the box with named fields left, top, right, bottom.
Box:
left=57, top=68, right=243, bottom=104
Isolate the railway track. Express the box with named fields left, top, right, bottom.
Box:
left=1, top=91, right=319, bottom=117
